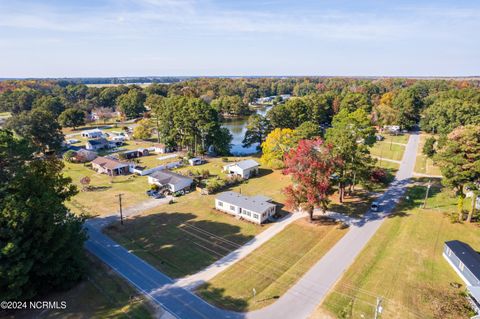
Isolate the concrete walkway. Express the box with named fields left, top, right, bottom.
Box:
left=175, top=212, right=307, bottom=290
left=85, top=132, right=419, bottom=319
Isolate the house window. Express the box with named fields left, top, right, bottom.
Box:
left=446, top=247, right=452, bottom=256
left=253, top=213, right=259, bottom=219
left=218, top=201, right=223, bottom=207
left=459, top=262, right=465, bottom=271
left=244, top=210, right=251, bottom=217
left=230, top=205, right=235, bottom=211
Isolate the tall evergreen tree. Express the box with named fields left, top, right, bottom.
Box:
left=0, top=130, right=86, bottom=301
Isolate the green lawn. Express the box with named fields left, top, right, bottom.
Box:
left=12, top=254, right=155, bottom=319
left=318, top=179, right=479, bottom=319
left=63, top=162, right=150, bottom=216
left=104, top=166, right=291, bottom=278
left=380, top=133, right=409, bottom=144
left=414, top=133, right=442, bottom=176
left=196, top=219, right=348, bottom=312
left=370, top=141, right=406, bottom=161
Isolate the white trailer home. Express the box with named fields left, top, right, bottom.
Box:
left=215, top=191, right=276, bottom=224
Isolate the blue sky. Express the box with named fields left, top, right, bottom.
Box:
left=0, top=0, right=479, bottom=77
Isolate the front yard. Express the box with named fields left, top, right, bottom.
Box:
left=63, top=162, right=150, bottom=216
left=316, top=179, right=480, bottom=319
left=414, top=133, right=442, bottom=176
left=104, top=165, right=292, bottom=278
left=195, top=219, right=348, bottom=312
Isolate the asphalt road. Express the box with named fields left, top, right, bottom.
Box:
left=85, top=132, right=419, bottom=319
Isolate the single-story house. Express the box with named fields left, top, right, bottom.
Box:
left=188, top=157, right=205, bottom=166
left=223, top=159, right=259, bottom=179
left=85, top=138, right=114, bottom=151
left=121, top=148, right=149, bottom=159
left=215, top=191, right=276, bottom=224
left=91, top=156, right=134, bottom=176
left=81, top=128, right=103, bottom=139
left=384, top=125, right=400, bottom=134
left=148, top=170, right=193, bottom=193
left=443, top=240, right=480, bottom=314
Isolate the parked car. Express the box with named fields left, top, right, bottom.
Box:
left=371, top=201, right=380, bottom=212
left=146, top=190, right=157, bottom=196
left=67, top=139, right=80, bottom=144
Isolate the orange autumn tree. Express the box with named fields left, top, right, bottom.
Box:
left=283, top=138, right=342, bottom=221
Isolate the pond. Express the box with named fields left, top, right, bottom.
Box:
left=222, top=105, right=272, bottom=155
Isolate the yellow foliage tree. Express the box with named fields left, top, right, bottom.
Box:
left=260, top=128, right=298, bottom=169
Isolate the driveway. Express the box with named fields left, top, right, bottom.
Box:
left=85, top=132, right=419, bottom=319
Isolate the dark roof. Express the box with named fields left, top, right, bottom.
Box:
left=446, top=240, right=480, bottom=280
left=87, top=138, right=108, bottom=146
left=150, top=170, right=193, bottom=186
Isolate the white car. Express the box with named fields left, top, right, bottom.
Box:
left=67, top=139, right=80, bottom=144
left=371, top=201, right=380, bottom=212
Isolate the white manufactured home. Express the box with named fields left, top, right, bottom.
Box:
left=215, top=191, right=276, bottom=224
left=223, top=159, right=259, bottom=179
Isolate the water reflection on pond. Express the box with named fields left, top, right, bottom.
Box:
left=222, top=105, right=271, bottom=155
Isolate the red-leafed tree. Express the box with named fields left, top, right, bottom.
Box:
left=283, top=138, right=342, bottom=221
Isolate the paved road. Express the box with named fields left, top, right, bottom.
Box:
left=175, top=212, right=307, bottom=290
left=85, top=132, right=419, bottom=319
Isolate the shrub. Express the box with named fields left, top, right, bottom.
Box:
left=423, top=137, right=436, bottom=158
left=370, top=168, right=388, bottom=184
left=63, top=150, right=77, bottom=162
left=222, top=157, right=229, bottom=162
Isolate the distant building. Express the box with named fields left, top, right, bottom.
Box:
left=215, top=191, right=276, bottom=224
left=152, top=143, right=170, bottom=154
left=81, top=129, right=103, bottom=139
left=85, top=138, right=116, bottom=151
left=188, top=157, right=205, bottom=166
left=91, top=156, right=134, bottom=176
left=223, top=159, right=259, bottom=179
left=147, top=170, right=193, bottom=193
left=121, top=148, right=149, bottom=159
left=443, top=240, right=480, bottom=314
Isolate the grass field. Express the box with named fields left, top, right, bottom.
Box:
left=196, top=219, right=348, bottom=312
left=63, top=162, right=150, bottom=216
left=370, top=141, right=406, bottom=161
left=11, top=254, right=155, bottom=319
left=414, top=133, right=442, bottom=176
left=316, top=179, right=480, bottom=319
left=380, top=133, right=409, bottom=144
left=104, top=165, right=291, bottom=278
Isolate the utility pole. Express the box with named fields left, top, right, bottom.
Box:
left=116, top=193, right=124, bottom=225
left=374, top=297, right=382, bottom=319
left=423, top=180, right=431, bottom=209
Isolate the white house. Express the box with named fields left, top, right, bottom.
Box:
left=215, top=191, right=276, bottom=224
left=148, top=170, right=193, bottom=193
left=223, top=159, right=259, bottom=179
left=85, top=138, right=116, bottom=151
left=81, top=129, right=103, bottom=139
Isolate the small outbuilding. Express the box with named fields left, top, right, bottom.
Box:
left=223, top=159, right=259, bottom=179
left=215, top=191, right=276, bottom=224
left=188, top=157, right=205, bottom=166
left=148, top=170, right=193, bottom=193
